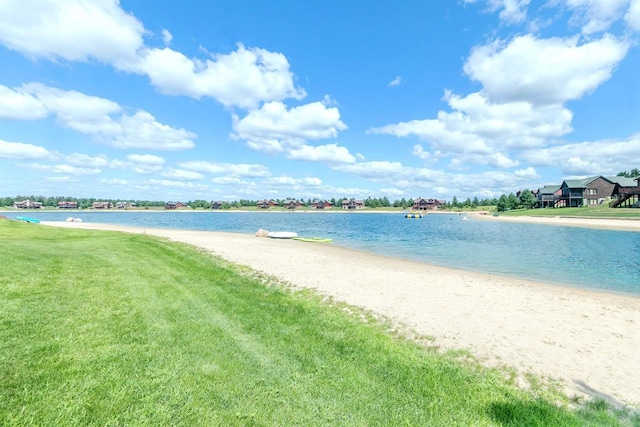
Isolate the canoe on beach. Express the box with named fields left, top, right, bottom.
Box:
left=16, top=216, right=41, bottom=223
left=267, top=231, right=298, bottom=239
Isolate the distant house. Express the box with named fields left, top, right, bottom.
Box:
left=164, top=201, right=186, bottom=210
left=311, top=199, right=333, bottom=209
left=210, top=201, right=225, bottom=209
left=610, top=176, right=640, bottom=208
left=342, top=198, right=364, bottom=210
left=58, top=201, right=78, bottom=209
left=282, top=199, right=304, bottom=209
left=536, top=185, right=563, bottom=208
left=92, top=201, right=111, bottom=209
left=115, top=202, right=137, bottom=209
left=14, top=200, right=43, bottom=209
left=559, top=176, right=616, bottom=207
left=257, top=199, right=278, bottom=209
left=412, top=198, right=443, bottom=211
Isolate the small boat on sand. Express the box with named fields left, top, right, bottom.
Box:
left=16, top=216, right=40, bottom=223
left=267, top=231, right=298, bottom=239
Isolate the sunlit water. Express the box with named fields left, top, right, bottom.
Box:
left=14, top=211, right=640, bottom=296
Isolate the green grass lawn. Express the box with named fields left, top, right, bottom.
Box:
left=0, top=220, right=635, bottom=426
left=498, top=204, right=640, bottom=218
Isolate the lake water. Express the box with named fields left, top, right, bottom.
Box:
left=12, top=211, right=640, bottom=296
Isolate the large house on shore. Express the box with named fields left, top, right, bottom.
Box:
left=14, top=200, right=43, bottom=209
left=536, top=175, right=640, bottom=208
left=164, top=201, right=186, bottom=210
left=282, top=199, right=304, bottom=209
left=58, top=201, right=78, bottom=209
left=257, top=199, right=279, bottom=209
left=92, top=201, right=111, bottom=209
left=311, top=199, right=333, bottom=209
left=342, top=198, right=365, bottom=210
left=412, top=198, right=444, bottom=211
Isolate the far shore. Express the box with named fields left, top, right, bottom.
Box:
left=471, top=212, right=640, bottom=231
left=5, top=207, right=640, bottom=231
left=41, top=220, right=640, bottom=409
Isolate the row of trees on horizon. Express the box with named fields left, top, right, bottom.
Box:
left=1, top=195, right=502, bottom=210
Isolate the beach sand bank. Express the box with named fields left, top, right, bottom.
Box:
left=42, top=220, right=640, bottom=409
left=470, top=212, right=640, bottom=231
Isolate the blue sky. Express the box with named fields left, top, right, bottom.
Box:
left=1, top=0, right=639, bottom=202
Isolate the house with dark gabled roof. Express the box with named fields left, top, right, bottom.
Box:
left=559, top=176, right=616, bottom=207
left=92, top=201, right=111, bottom=209
left=610, top=176, right=640, bottom=208
left=14, top=200, right=43, bottom=209
left=210, top=201, right=225, bottom=209
left=412, top=198, right=443, bottom=211
left=257, top=199, right=278, bottom=209
left=536, top=185, right=563, bottom=208
left=164, top=201, right=186, bottom=210
left=341, top=198, right=364, bottom=210
left=311, top=199, right=333, bottom=209
left=282, top=199, right=304, bottom=209
left=58, top=201, right=78, bottom=209
left=115, top=202, right=137, bottom=209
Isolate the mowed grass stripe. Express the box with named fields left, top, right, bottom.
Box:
left=0, top=220, right=632, bottom=426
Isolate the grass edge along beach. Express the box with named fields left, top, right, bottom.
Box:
left=1, top=220, right=638, bottom=425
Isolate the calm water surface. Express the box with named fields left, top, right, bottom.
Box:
left=14, top=211, right=640, bottom=296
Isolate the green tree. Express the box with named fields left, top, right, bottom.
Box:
left=496, top=194, right=509, bottom=212
left=518, top=189, right=537, bottom=209
left=617, top=168, right=640, bottom=178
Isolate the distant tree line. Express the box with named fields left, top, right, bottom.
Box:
left=0, top=195, right=165, bottom=209
left=617, top=168, right=640, bottom=178
left=440, top=196, right=498, bottom=210
left=7, top=168, right=638, bottom=210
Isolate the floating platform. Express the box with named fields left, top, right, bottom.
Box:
left=404, top=213, right=423, bottom=218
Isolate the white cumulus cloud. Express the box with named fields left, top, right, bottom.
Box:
left=464, top=34, right=629, bottom=106
left=162, top=169, right=204, bottom=181
left=134, top=44, right=306, bottom=109
left=286, top=144, right=356, bottom=163
left=0, top=83, right=197, bottom=151
left=66, top=153, right=110, bottom=167
left=564, top=0, right=629, bottom=34
left=126, top=154, right=166, bottom=165
left=626, top=0, right=640, bottom=30
left=0, top=0, right=144, bottom=67
left=232, top=100, right=348, bottom=157
left=0, top=139, right=53, bottom=160
left=179, top=161, right=271, bottom=178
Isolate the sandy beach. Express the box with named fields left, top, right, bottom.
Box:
left=470, top=212, right=640, bottom=231
left=42, top=219, right=640, bottom=409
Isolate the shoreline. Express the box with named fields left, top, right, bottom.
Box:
left=41, top=220, right=640, bottom=409
left=471, top=212, right=640, bottom=231
left=4, top=208, right=640, bottom=230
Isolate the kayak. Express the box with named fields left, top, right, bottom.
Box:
left=293, top=237, right=332, bottom=243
